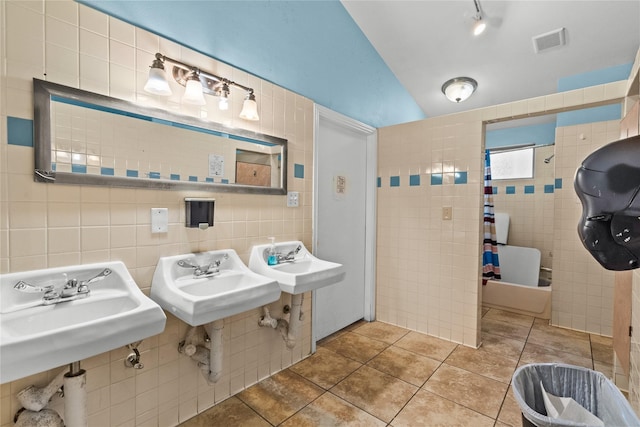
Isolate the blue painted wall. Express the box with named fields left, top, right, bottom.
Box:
left=78, top=0, right=425, bottom=128
left=556, top=63, right=630, bottom=127
left=486, top=122, right=556, bottom=149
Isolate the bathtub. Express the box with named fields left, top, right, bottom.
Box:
left=483, top=279, right=551, bottom=319
left=482, top=245, right=551, bottom=319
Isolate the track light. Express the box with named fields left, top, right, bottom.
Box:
left=441, top=77, right=478, bottom=103
left=239, top=90, right=259, bottom=121
left=144, top=53, right=259, bottom=120
left=472, top=0, right=486, bottom=36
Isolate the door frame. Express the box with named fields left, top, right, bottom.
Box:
left=311, top=104, right=377, bottom=350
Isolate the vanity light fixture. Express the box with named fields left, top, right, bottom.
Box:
left=239, top=90, right=259, bottom=121
left=143, top=57, right=172, bottom=96
left=182, top=73, right=206, bottom=106
left=144, top=53, right=259, bottom=120
left=472, top=0, right=486, bottom=36
left=441, top=77, right=478, bottom=103
left=215, top=82, right=230, bottom=110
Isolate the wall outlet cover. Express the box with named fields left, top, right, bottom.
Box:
left=151, top=208, right=169, bottom=233
left=287, top=191, right=299, bottom=207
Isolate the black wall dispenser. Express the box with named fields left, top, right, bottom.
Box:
left=185, top=198, right=215, bottom=229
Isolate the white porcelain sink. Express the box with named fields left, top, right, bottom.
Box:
left=0, top=262, right=166, bottom=384
left=150, top=249, right=281, bottom=326
left=249, top=241, right=345, bottom=294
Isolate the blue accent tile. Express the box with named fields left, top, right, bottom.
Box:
left=205, top=177, right=214, bottom=183
left=377, top=177, right=381, bottom=188
left=100, top=167, right=114, bottom=176
left=506, top=186, right=516, bottom=194
left=189, top=176, right=198, bottom=182
left=221, top=179, right=229, bottom=184
left=430, top=174, right=443, bottom=185
left=555, top=178, right=563, bottom=189
left=7, top=117, right=33, bottom=147
left=126, top=169, right=138, bottom=178
left=71, top=164, right=87, bottom=174
left=524, top=185, right=535, bottom=194
left=454, top=171, right=467, bottom=184
left=294, top=163, right=304, bottom=179
left=170, top=174, right=180, bottom=180
left=492, top=186, right=498, bottom=194
left=149, top=172, right=161, bottom=179
left=544, top=184, right=555, bottom=194
left=409, top=174, right=420, bottom=186
left=390, top=176, right=400, bottom=187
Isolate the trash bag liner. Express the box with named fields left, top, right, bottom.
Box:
left=512, top=363, right=639, bottom=427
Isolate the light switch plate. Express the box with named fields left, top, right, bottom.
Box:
left=442, top=206, right=453, bottom=220
left=151, top=208, right=168, bottom=233
left=287, top=191, right=299, bottom=207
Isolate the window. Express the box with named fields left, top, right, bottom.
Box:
left=490, top=146, right=534, bottom=180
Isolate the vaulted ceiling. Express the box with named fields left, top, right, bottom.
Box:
left=81, top=0, right=640, bottom=128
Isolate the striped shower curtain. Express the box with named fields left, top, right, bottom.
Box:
left=482, top=149, right=501, bottom=285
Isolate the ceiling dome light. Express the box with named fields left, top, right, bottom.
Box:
left=144, top=56, right=172, bottom=96
left=441, top=77, right=478, bottom=103
left=182, top=73, right=206, bottom=106
left=239, top=90, right=259, bottom=121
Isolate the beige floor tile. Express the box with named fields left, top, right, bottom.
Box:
left=594, top=361, right=614, bottom=379
left=591, top=340, right=614, bottom=364
left=497, top=386, right=524, bottom=427
left=237, top=369, right=323, bottom=425
left=590, top=334, right=613, bottom=346
left=280, top=392, right=386, bottom=427
left=482, top=318, right=531, bottom=341
left=423, top=363, right=508, bottom=419
left=445, top=345, right=518, bottom=383
left=391, top=389, right=494, bottom=427
left=321, top=331, right=388, bottom=363
left=394, top=331, right=457, bottom=361
left=483, top=308, right=535, bottom=327
left=178, top=397, right=270, bottom=427
left=526, top=328, right=592, bottom=360
left=481, top=306, right=490, bottom=317
left=331, top=365, right=417, bottom=423
left=289, top=347, right=362, bottom=389
left=480, top=332, right=526, bottom=360
left=353, top=320, right=409, bottom=344
left=367, top=345, right=441, bottom=386
left=519, top=342, right=593, bottom=369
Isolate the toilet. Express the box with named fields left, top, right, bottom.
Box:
left=494, top=213, right=541, bottom=287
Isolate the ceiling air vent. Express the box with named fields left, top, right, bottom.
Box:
left=532, top=28, right=566, bottom=53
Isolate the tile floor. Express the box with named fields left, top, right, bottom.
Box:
left=180, top=308, right=615, bottom=426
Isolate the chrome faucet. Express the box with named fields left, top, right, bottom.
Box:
left=14, top=268, right=112, bottom=305
left=277, top=245, right=301, bottom=263
left=177, top=254, right=229, bottom=277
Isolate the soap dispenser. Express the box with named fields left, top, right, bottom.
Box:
left=267, top=237, right=278, bottom=266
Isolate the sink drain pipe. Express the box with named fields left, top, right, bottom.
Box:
left=15, top=362, right=87, bottom=427
left=258, top=293, right=304, bottom=349
left=63, top=362, right=87, bottom=427
left=179, top=319, right=224, bottom=384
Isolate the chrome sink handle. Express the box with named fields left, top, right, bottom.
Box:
left=14, top=281, right=54, bottom=293
left=277, top=245, right=302, bottom=263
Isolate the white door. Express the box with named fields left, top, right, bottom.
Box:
left=313, top=106, right=376, bottom=343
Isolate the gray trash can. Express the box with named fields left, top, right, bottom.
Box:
left=512, top=363, right=639, bottom=427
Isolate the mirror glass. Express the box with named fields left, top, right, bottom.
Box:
left=33, top=79, right=287, bottom=195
